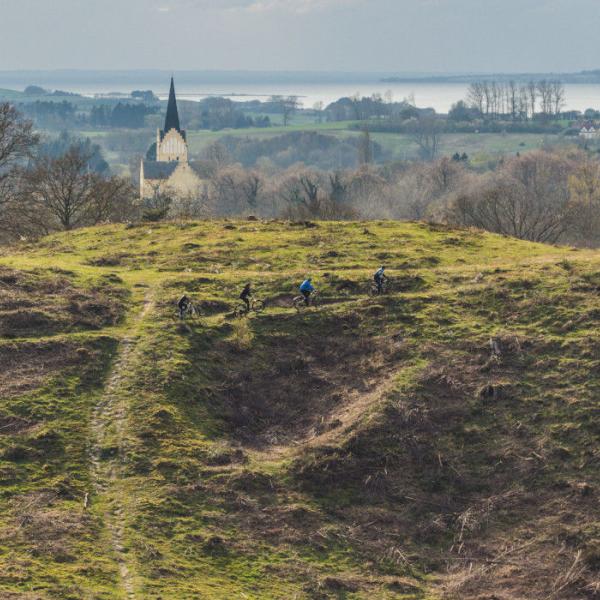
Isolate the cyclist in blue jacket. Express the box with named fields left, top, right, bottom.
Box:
left=299, top=278, right=315, bottom=306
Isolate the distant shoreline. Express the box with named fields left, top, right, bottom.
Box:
left=381, top=71, right=600, bottom=85
left=1, top=68, right=600, bottom=87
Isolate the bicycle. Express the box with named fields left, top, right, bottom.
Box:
left=234, top=297, right=266, bottom=318
left=369, top=278, right=390, bottom=296
left=292, top=290, right=320, bottom=311
left=179, top=301, right=201, bottom=320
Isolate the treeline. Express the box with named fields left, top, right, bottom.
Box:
left=325, top=94, right=424, bottom=122
left=90, top=103, right=156, bottom=128
left=17, top=100, right=157, bottom=130
left=197, top=97, right=270, bottom=130
left=465, top=79, right=566, bottom=121
left=18, top=101, right=83, bottom=129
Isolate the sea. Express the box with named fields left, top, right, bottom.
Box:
left=2, top=72, right=600, bottom=113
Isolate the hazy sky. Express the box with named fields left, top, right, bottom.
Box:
left=0, top=0, right=599, bottom=73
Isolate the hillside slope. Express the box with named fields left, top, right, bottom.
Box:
left=0, top=221, right=599, bottom=600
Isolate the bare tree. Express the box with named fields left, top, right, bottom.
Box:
left=527, top=81, right=538, bottom=119
left=349, top=92, right=363, bottom=120
left=568, top=158, right=600, bottom=245
left=0, top=104, right=38, bottom=179
left=211, top=165, right=243, bottom=215
left=346, top=166, right=388, bottom=218
left=408, top=116, right=443, bottom=161
left=357, top=128, right=373, bottom=165
left=202, top=141, right=231, bottom=167
left=280, top=167, right=356, bottom=219
left=450, top=151, right=573, bottom=243
left=279, top=168, right=326, bottom=217
left=467, top=82, right=485, bottom=115
left=0, top=103, right=38, bottom=220
left=240, top=171, right=263, bottom=210
left=85, top=176, right=136, bottom=224
left=272, top=95, right=300, bottom=127
left=328, top=172, right=349, bottom=205
left=518, top=85, right=530, bottom=120
left=313, top=100, right=324, bottom=123
left=20, top=146, right=133, bottom=231
left=551, top=80, right=566, bottom=116
left=537, top=80, right=553, bottom=116
left=508, top=80, right=518, bottom=120
left=483, top=82, right=492, bottom=117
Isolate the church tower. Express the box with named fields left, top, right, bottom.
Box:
left=140, top=77, right=203, bottom=200
left=156, top=77, right=188, bottom=162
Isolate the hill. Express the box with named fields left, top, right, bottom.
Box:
left=0, top=221, right=599, bottom=600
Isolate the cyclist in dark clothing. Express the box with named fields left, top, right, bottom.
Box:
left=178, top=295, right=190, bottom=319
left=240, top=283, right=252, bottom=313
left=374, top=266, right=386, bottom=294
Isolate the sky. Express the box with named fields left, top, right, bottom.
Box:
left=0, top=0, right=599, bottom=73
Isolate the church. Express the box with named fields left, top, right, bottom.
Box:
left=139, top=78, right=204, bottom=199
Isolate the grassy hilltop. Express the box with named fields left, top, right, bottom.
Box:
left=0, top=220, right=599, bottom=600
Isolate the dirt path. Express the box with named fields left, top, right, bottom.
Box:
left=89, top=296, right=153, bottom=599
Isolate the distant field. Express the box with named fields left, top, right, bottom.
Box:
left=374, top=131, right=562, bottom=164
left=186, top=124, right=563, bottom=164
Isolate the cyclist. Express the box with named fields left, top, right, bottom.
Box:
left=299, top=278, right=316, bottom=306
left=178, top=294, right=190, bottom=319
left=374, top=266, right=387, bottom=294
left=240, top=283, right=252, bottom=313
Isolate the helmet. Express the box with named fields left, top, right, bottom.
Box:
left=380, top=266, right=385, bottom=270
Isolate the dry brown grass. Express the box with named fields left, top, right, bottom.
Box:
left=0, top=341, right=87, bottom=399
left=0, top=266, right=125, bottom=337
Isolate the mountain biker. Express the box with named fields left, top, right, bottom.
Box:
left=374, top=266, right=387, bottom=294
left=300, top=278, right=315, bottom=306
left=178, top=294, right=190, bottom=319
left=240, top=283, right=252, bottom=312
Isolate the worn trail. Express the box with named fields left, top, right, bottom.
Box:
left=89, top=296, right=153, bottom=599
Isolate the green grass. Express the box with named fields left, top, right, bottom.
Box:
left=1, top=221, right=599, bottom=598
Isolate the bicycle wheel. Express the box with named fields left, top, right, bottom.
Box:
left=292, top=295, right=306, bottom=311
left=252, top=299, right=265, bottom=313
left=368, top=283, right=379, bottom=296
left=234, top=303, right=248, bottom=318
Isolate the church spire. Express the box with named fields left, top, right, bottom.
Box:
left=164, top=76, right=181, bottom=133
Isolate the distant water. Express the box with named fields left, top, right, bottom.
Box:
left=3, top=73, right=600, bottom=112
